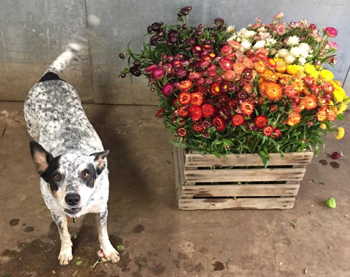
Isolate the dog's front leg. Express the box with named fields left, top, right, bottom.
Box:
left=52, top=213, right=73, bottom=265
left=95, top=208, right=120, bottom=263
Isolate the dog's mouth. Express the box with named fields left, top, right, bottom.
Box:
left=64, top=207, right=82, bottom=215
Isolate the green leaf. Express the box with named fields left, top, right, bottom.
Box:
left=310, top=179, right=325, bottom=185
left=226, top=259, right=232, bottom=267
left=304, top=268, right=308, bottom=274
left=76, top=260, right=83, bottom=266
left=117, top=245, right=125, bottom=251
left=139, top=261, right=147, bottom=268
left=170, top=140, right=187, bottom=148
left=72, top=270, right=79, bottom=277
left=290, top=220, right=297, bottom=229
left=73, top=233, right=77, bottom=239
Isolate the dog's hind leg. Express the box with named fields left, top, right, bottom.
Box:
left=52, top=213, right=73, bottom=265
left=95, top=207, right=120, bottom=263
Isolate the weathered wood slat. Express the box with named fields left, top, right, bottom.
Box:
left=178, top=198, right=295, bottom=210
left=185, top=151, right=313, bottom=167
left=181, top=183, right=300, bottom=197
left=184, top=167, right=306, bottom=183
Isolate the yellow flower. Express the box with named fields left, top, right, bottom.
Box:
left=337, top=102, right=348, bottom=114
left=319, top=70, right=334, bottom=81
left=320, top=123, right=327, bottom=130
left=287, top=65, right=299, bottom=75
left=304, top=63, right=316, bottom=75
left=335, top=127, right=345, bottom=140
left=310, top=71, right=319, bottom=80
left=333, top=86, right=346, bottom=103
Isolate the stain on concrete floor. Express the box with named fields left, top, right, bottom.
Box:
left=0, top=102, right=350, bottom=277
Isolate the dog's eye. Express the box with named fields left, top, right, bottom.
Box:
left=82, top=170, right=90, bottom=179
left=53, top=173, right=61, bottom=181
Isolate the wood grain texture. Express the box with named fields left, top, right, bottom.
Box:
left=185, top=151, right=313, bottom=167
left=184, top=167, right=306, bottom=183
left=178, top=198, right=295, bottom=210
left=181, top=183, right=300, bottom=197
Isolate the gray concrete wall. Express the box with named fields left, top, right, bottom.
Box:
left=0, top=0, right=349, bottom=104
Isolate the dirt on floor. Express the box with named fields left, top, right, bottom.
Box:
left=0, top=102, right=349, bottom=277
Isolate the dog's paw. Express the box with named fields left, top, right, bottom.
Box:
left=101, top=247, right=120, bottom=263
left=58, top=248, right=73, bottom=266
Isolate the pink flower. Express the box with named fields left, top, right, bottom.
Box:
left=273, top=12, right=284, bottom=20
left=328, top=41, right=339, bottom=50
left=145, top=64, right=158, bottom=73
left=290, top=22, right=301, bottom=29
left=275, top=23, right=286, bottom=35
left=151, top=67, right=165, bottom=79
left=308, top=23, right=317, bottom=30
left=228, top=40, right=242, bottom=50
left=324, top=26, right=338, bottom=38
left=162, top=83, right=173, bottom=97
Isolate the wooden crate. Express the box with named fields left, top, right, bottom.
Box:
left=173, top=147, right=313, bottom=210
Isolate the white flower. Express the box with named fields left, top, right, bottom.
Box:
left=290, top=47, right=302, bottom=57
left=241, top=39, right=252, bottom=49
left=286, top=36, right=300, bottom=46
left=228, top=35, right=236, bottom=41
left=277, top=49, right=289, bottom=58
left=300, top=50, right=309, bottom=58
left=266, top=38, right=277, bottom=46
left=226, top=25, right=236, bottom=34
left=285, top=54, right=296, bottom=64
left=243, top=30, right=256, bottom=39
left=298, top=57, right=306, bottom=65
left=298, top=43, right=310, bottom=52
left=258, top=27, right=267, bottom=32
left=253, top=40, right=266, bottom=49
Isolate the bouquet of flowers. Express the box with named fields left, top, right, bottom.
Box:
left=120, top=7, right=348, bottom=164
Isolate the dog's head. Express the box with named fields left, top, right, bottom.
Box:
left=29, top=141, right=109, bottom=217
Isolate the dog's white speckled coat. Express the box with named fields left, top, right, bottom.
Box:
left=24, top=44, right=120, bottom=265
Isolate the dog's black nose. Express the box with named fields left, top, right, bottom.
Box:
left=65, top=193, right=80, bottom=206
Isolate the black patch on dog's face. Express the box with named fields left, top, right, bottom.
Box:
left=40, top=156, right=62, bottom=193
left=80, top=163, right=96, bottom=188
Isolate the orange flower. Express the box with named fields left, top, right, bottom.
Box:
left=316, top=106, right=327, bottom=122
left=259, top=81, right=269, bottom=96
left=241, top=101, right=255, bottom=116
left=302, top=86, right=311, bottom=95
left=222, top=70, right=236, bottom=82
left=243, top=57, right=254, bottom=68
left=254, top=60, right=267, bottom=73
left=300, top=95, right=318, bottom=111
left=179, top=80, right=193, bottom=91
left=233, top=63, right=245, bottom=75
left=291, top=79, right=304, bottom=92
left=284, top=85, right=298, bottom=98
left=265, top=82, right=283, bottom=101
left=287, top=112, right=302, bottom=126
left=327, top=106, right=337, bottom=121
left=279, top=74, right=293, bottom=85
left=243, top=83, right=253, bottom=93
left=261, top=69, right=278, bottom=82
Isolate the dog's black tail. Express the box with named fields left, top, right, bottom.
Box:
left=43, top=43, right=82, bottom=77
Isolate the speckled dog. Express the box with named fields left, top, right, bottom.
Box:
left=24, top=43, right=120, bottom=265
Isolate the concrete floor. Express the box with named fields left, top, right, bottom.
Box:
left=0, top=101, right=349, bottom=277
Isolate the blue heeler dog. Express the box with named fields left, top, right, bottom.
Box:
left=24, top=43, right=120, bottom=265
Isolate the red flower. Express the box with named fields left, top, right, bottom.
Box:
left=192, top=122, right=204, bottom=133
left=178, top=107, right=189, bottom=118
left=202, top=104, right=215, bottom=117
left=271, top=128, right=281, bottom=138
left=221, top=45, right=233, bottom=56
left=229, top=99, right=239, bottom=109
left=241, top=101, right=255, bottom=116
left=254, top=115, right=268, bottom=128
left=177, top=127, right=187, bottom=137
left=219, top=58, right=234, bottom=70
left=191, top=92, right=203, bottom=106
left=178, top=91, right=191, bottom=105
left=172, top=98, right=181, bottom=108
left=232, top=114, right=245, bottom=126
left=210, top=82, right=221, bottom=96
left=266, top=58, right=277, bottom=69
left=155, top=108, right=165, bottom=118
left=263, top=125, right=274, bottom=136
left=179, top=80, right=193, bottom=91
left=189, top=106, right=203, bottom=121
left=222, top=70, right=236, bottom=82
left=196, top=86, right=209, bottom=95
left=256, top=53, right=268, bottom=60
left=212, top=116, right=226, bottom=131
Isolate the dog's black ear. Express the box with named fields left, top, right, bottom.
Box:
left=29, top=141, right=53, bottom=175
left=90, top=150, right=109, bottom=175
